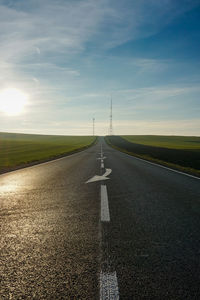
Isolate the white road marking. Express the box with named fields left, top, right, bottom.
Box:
left=101, top=185, right=110, bottom=222
left=86, top=175, right=109, bottom=183
left=103, top=168, right=112, bottom=177
left=86, top=169, right=112, bottom=183
left=119, top=151, right=200, bottom=180
left=99, top=145, right=118, bottom=298
left=100, top=271, right=119, bottom=300
left=97, top=156, right=106, bottom=160
left=98, top=145, right=105, bottom=168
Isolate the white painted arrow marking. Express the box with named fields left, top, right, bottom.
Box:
left=86, top=168, right=112, bottom=183
left=103, top=168, right=112, bottom=177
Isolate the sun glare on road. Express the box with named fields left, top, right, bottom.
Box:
left=0, top=88, right=28, bottom=116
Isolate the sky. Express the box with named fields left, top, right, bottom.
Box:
left=0, top=0, right=200, bottom=136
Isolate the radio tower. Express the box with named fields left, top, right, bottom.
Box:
left=109, top=96, right=113, bottom=135
left=93, top=118, right=95, bottom=136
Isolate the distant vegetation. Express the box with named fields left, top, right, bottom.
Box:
left=0, top=132, right=97, bottom=173
left=106, top=135, right=200, bottom=177
left=122, top=135, right=200, bottom=150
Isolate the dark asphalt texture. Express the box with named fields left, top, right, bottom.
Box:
left=1, top=138, right=200, bottom=299
left=0, top=143, right=100, bottom=299
left=102, top=138, right=200, bottom=300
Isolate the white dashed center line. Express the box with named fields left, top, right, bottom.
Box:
left=101, top=184, right=110, bottom=222
left=100, top=271, right=119, bottom=300
left=98, top=143, right=119, bottom=299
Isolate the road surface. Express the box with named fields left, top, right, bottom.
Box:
left=1, top=137, right=200, bottom=299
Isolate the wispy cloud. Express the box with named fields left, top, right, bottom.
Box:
left=0, top=0, right=198, bottom=84
left=110, top=85, right=200, bottom=124
left=0, top=0, right=199, bottom=135
left=113, top=119, right=200, bottom=136
left=0, top=0, right=198, bottom=61
left=1, top=118, right=199, bottom=136
left=129, top=58, right=169, bottom=74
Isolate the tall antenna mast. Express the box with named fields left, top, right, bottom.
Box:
left=109, top=96, right=113, bottom=135
left=93, top=118, right=95, bottom=136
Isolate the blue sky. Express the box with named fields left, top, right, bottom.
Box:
left=0, top=0, right=200, bottom=135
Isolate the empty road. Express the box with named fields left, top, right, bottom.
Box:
left=1, top=137, right=200, bottom=299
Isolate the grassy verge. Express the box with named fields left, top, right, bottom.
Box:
left=105, top=135, right=200, bottom=178
left=0, top=132, right=97, bottom=174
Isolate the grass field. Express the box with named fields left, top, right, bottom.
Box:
left=106, top=135, right=200, bottom=177
left=0, top=132, right=97, bottom=173
left=122, top=135, right=200, bottom=150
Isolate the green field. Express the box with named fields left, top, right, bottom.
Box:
left=122, top=135, right=200, bottom=150
left=106, top=135, right=200, bottom=177
left=0, top=132, right=96, bottom=173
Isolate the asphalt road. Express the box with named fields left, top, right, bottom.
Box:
left=1, top=137, right=200, bottom=299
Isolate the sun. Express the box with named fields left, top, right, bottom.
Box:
left=0, top=88, right=28, bottom=116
